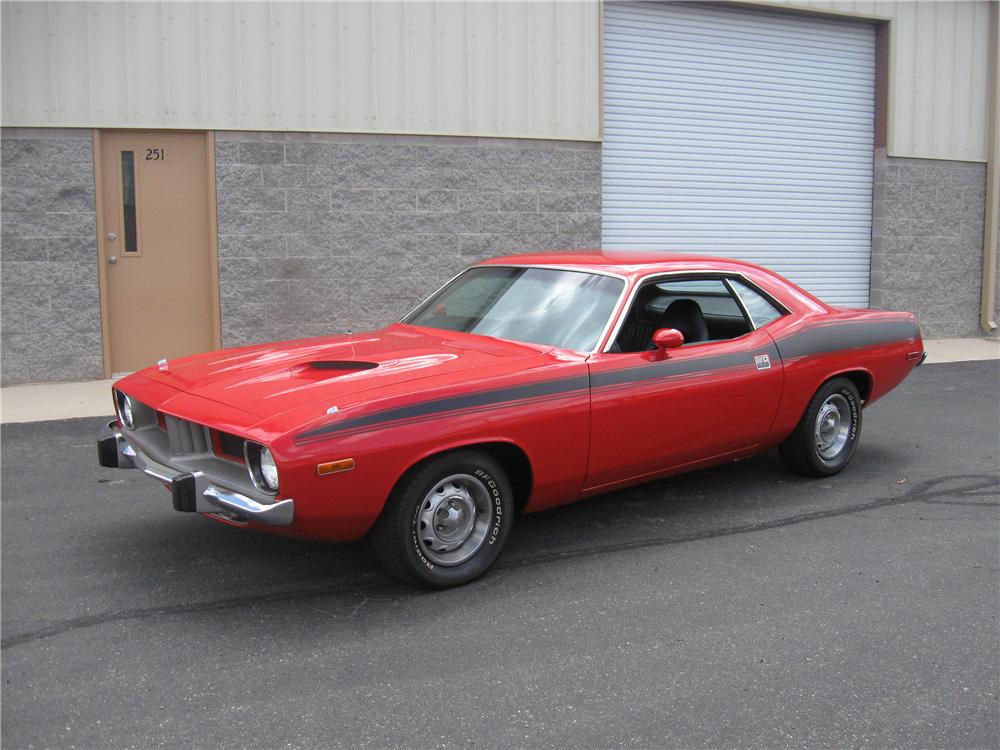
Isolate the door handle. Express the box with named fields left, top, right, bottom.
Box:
left=108, top=256, right=118, bottom=264
left=107, top=232, right=117, bottom=242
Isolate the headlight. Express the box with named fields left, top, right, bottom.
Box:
left=246, top=442, right=279, bottom=493
left=259, top=448, right=279, bottom=491
left=116, top=391, right=135, bottom=429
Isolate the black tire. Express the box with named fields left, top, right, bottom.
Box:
left=370, top=450, right=514, bottom=588
left=779, top=377, right=862, bottom=477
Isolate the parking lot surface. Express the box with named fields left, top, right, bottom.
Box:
left=2, top=361, right=998, bottom=749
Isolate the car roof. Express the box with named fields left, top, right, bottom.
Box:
left=478, top=249, right=777, bottom=281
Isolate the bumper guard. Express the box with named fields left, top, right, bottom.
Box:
left=97, top=421, right=294, bottom=526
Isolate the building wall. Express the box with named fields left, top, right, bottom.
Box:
left=871, top=151, right=988, bottom=337
left=0, top=2, right=994, bottom=386
left=214, top=132, right=602, bottom=348
left=0, top=128, right=102, bottom=385
left=0, top=1, right=601, bottom=142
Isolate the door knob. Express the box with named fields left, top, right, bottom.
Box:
left=108, top=256, right=118, bottom=264
left=107, top=232, right=117, bottom=242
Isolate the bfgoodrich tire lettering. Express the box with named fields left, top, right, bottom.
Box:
left=779, top=377, right=862, bottom=477
left=371, top=450, right=514, bottom=588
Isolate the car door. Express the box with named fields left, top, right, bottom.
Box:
left=584, top=275, right=785, bottom=492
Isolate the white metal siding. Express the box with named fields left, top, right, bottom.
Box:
left=765, top=0, right=993, bottom=163
left=603, top=1, right=875, bottom=307
left=0, top=2, right=990, bottom=163
left=0, top=1, right=601, bottom=141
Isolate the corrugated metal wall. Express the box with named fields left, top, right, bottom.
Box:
left=764, top=0, right=993, bottom=162
left=0, top=1, right=991, bottom=161
left=0, top=1, right=601, bottom=141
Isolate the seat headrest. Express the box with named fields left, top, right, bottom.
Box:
left=663, top=299, right=709, bottom=344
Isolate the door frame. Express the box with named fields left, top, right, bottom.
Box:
left=92, top=129, right=223, bottom=378
left=583, top=272, right=785, bottom=490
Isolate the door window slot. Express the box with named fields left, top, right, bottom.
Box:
left=120, top=150, right=138, bottom=253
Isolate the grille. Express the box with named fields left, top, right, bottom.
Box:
left=164, top=415, right=211, bottom=457
left=218, top=431, right=245, bottom=461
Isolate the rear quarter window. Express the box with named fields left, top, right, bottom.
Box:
left=730, top=279, right=785, bottom=328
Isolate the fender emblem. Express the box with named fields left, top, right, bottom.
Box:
left=754, top=354, right=771, bottom=370
left=326, top=405, right=340, bottom=415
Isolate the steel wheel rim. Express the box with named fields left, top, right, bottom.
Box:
left=815, top=393, right=851, bottom=460
left=416, top=473, right=493, bottom=566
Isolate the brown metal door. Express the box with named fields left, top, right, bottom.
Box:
left=97, top=131, right=219, bottom=374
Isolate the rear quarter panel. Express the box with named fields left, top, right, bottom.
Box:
left=764, top=309, right=923, bottom=447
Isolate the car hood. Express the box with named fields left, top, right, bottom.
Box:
left=136, top=324, right=550, bottom=419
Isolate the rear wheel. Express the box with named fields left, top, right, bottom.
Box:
left=370, top=450, right=514, bottom=588
left=779, top=377, right=862, bottom=477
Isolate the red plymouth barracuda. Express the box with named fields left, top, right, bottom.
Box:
left=98, top=251, right=925, bottom=587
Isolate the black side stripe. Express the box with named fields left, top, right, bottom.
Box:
left=590, top=347, right=769, bottom=389
left=774, top=319, right=918, bottom=360
left=294, top=320, right=916, bottom=443
left=296, top=373, right=591, bottom=442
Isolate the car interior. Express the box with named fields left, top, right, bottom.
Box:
left=610, top=277, right=773, bottom=353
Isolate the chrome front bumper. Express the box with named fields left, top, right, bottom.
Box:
left=97, top=421, right=294, bottom=526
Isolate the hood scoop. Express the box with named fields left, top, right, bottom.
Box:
left=290, top=361, right=380, bottom=380
left=308, top=360, right=379, bottom=371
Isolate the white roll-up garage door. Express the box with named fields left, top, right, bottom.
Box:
left=602, top=2, right=875, bottom=307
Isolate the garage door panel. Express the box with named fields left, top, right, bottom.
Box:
left=604, top=120, right=875, bottom=141
left=602, top=1, right=875, bottom=307
left=607, top=4, right=873, bottom=48
left=604, top=50, right=875, bottom=80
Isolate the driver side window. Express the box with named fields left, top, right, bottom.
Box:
left=612, top=277, right=753, bottom=353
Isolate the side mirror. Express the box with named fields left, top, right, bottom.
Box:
left=652, top=328, right=684, bottom=350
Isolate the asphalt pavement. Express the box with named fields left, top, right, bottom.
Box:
left=2, top=361, right=998, bottom=749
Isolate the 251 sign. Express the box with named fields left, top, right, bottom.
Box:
left=144, top=148, right=166, bottom=161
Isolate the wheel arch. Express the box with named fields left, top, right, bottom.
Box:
left=827, top=368, right=873, bottom=403
left=390, top=440, right=535, bottom=514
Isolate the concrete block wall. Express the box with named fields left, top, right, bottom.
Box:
left=214, top=132, right=602, bottom=348
left=1, top=127, right=996, bottom=386
left=1, top=129, right=102, bottom=385
left=871, top=152, right=989, bottom=338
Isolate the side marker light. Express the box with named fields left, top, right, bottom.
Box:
left=318, top=458, right=355, bottom=476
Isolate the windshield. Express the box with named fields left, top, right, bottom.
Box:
left=404, top=266, right=625, bottom=352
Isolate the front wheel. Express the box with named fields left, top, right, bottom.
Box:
left=779, top=377, right=862, bottom=477
left=370, top=450, right=514, bottom=588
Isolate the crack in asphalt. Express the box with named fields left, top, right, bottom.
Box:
left=496, top=475, right=999, bottom=570
left=3, top=473, right=997, bottom=650
left=920, top=498, right=1000, bottom=508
